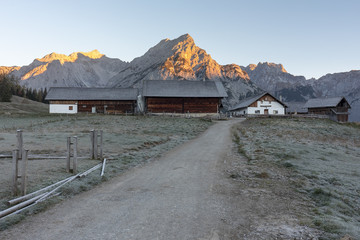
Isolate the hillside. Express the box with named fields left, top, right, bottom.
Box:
left=0, top=95, right=48, bottom=114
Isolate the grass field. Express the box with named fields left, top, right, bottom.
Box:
left=0, top=112, right=213, bottom=229
left=232, top=117, right=360, bottom=239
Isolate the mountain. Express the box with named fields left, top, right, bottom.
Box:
left=3, top=50, right=127, bottom=89
left=1, top=35, right=261, bottom=109
left=107, top=34, right=261, bottom=108
left=243, top=62, right=315, bottom=102
left=1, top=34, right=359, bottom=121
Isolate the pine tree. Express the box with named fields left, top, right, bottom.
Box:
left=42, top=88, right=48, bottom=103
left=0, top=74, right=13, bottom=102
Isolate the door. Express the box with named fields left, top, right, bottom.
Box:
left=264, top=109, right=269, bottom=115
left=92, top=107, right=96, bottom=113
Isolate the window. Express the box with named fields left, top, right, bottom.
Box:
left=273, top=110, right=278, bottom=114
left=255, top=110, right=260, bottom=114
left=69, top=106, right=73, bottom=110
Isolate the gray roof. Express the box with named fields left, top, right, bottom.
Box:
left=303, top=97, right=349, bottom=109
left=229, top=92, right=287, bottom=111
left=142, top=80, right=228, bottom=98
left=45, top=87, right=138, bottom=101
left=285, top=102, right=308, bottom=113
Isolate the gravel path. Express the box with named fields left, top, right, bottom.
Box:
left=2, top=119, right=245, bottom=240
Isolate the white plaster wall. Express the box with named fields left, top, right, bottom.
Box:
left=248, top=100, right=285, bottom=115
left=49, top=104, right=78, bottom=114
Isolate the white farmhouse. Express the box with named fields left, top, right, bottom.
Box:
left=229, top=92, right=287, bottom=116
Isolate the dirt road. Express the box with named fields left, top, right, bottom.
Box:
left=1, top=119, right=320, bottom=239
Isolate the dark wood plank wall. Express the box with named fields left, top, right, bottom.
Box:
left=146, top=97, right=219, bottom=113
left=308, top=107, right=349, bottom=122
left=77, top=100, right=135, bottom=114
left=337, top=114, right=348, bottom=122
left=308, top=108, right=332, bottom=115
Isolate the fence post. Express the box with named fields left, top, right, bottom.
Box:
left=21, top=149, right=29, bottom=196
left=73, top=136, right=78, bottom=174
left=99, top=130, right=103, bottom=160
left=90, top=130, right=95, bottom=159
left=66, top=137, right=71, bottom=172
left=94, top=130, right=98, bottom=159
left=17, top=130, right=23, bottom=159
left=12, top=150, right=19, bottom=196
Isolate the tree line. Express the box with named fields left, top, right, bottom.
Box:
left=0, top=73, right=48, bottom=103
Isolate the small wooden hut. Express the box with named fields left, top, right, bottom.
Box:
left=303, top=96, right=351, bottom=122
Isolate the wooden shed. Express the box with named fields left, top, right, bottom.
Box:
left=229, top=92, right=287, bottom=116
left=142, top=80, right=227, bottom=114
left=303, top=96, right=351, bottom=122
left=45, top=87, right=138, bottom=114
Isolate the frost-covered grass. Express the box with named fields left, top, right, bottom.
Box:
left=233, top=118, right=360, bottom=239
left=0, top=114, right=213, bottom=229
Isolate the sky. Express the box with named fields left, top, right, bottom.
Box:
left=1, top=0, right=359, bottom=79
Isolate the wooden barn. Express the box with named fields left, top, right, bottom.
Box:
left=142, top=80, right=228, bottom=114
left=45, top=87, right=138, bottom=114
left=303, top=97, right=351, bottom=122
left=229, top=92, right=287, bottom=116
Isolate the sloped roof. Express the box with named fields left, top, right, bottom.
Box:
left=303, top=97, right=350, bottom=109
left=142, top=80, right=228, bottom=98
left=229, top=92, right=287, bottom=111
left=285, top=102, right=308, bottom=113
left=45, top=87, right=138, bottom=101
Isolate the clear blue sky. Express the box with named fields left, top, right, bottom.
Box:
left=1, top=0, right=359, bottom=79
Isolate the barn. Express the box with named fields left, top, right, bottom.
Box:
left=142, top=80, right=227, bottom=114
left=229, top=92, right=287, bottom=116
left=303, top=96, right=351, bottom=122
left=45, top=87, right=138, bottom=114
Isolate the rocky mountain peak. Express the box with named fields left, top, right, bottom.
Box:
left=36, top=50, right=104, bottom=64
left=107, top=34, right=256, bottom=109
left=250, top=62, right=287, bottom=73
left=0, top=66, right=21, bottom=75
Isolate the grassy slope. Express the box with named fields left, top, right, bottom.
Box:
left=0, top=114, right=213, bottom=230
left=0, top=95, right=48, bottom=115
left=233, top=118, right=360, bottom=239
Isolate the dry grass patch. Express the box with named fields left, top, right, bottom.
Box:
left=232, top=118, right=360, bottom=239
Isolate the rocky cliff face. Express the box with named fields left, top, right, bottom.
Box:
left=6, top=50, right=127, bottom=89
left=243, top=62, right=310, bottom=99
left=0, top=66, right=21, bottom=75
